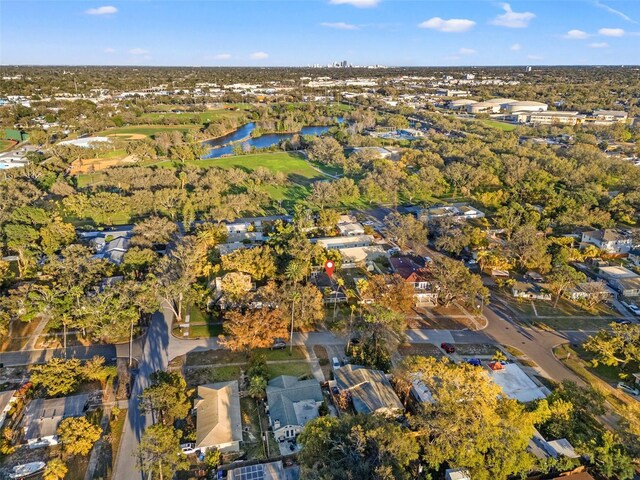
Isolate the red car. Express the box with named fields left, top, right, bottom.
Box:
left=440, top=342, right=456, bottom=353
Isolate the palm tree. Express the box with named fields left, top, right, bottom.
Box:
left=333, top=277, right=345, bottom=320
left=289, top=290, right=301, bottom=355
left=285, top=260, right=306, bottom=284
left=346, top=304, right=357, bottom=352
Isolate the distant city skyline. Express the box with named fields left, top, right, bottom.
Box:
left=1, top=0, right=639, bottom=66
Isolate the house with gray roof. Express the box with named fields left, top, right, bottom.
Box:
left=194, top=381, right=242, bottom=453
left=90, top=230, right=132, bottom=265
left=581, top=229, right=632, bottom=254
left=0, top=390, right=17, bottom=426
left=334, top=365, right=403, bottom=415
left=22, top=394, right=89, bottom=448
left=266, top=376, right=323, bottom=442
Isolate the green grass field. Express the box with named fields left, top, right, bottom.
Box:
left=96, top=124, right=202, bottom=137
left=139, top=110, right=245, bottom=124
left=96, top=108, right=249, bottom=139
left=265, top=362, right=313, bottom=379
left=156, top=152, right=329, bottom=202
left=481, top=120, right=517, bottom=132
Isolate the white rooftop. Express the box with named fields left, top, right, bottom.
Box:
left=58, top=136, right=111, bottom=148
left=486, top=363, right=547, bottom=403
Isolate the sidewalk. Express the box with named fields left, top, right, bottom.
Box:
left=20, top=317, right=49, bottom=351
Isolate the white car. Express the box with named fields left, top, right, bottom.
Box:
left=617, top=382, right=640, bottom=396
left=180, top=443, right=196, bottom=455
left=332, top=357, right=341, bottom=370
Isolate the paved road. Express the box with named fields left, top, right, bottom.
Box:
left=481, top=301, right=586, bottom=384
left=0, top=344, right=117, bottom=367
left=113, top=306, right=172, bottom=480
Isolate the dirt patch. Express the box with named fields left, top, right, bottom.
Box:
left=107, top=133, right=147, bottom=140
left=399, top=344, right=444, bottom=358
left=453, top=344, right=500, bottom=356
left=69, top=154, right=138, bottom=174
left=0, top=319, right=41, bottom=352
left=184, top=365, right=243, bottom=388
left=185, top=347, right=306, bottom=367
left=313, top=346, right=332, bottom=381
left=313, top=345, right=328, bottom=360
left=408, top=310, right=475, bottom=330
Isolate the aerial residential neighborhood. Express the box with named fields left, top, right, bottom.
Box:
left=1, top=1, right=640, bottom=480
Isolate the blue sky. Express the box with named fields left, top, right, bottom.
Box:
left=1, top=0, right=639, bottom=66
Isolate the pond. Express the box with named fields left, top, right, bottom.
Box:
left=202, top=121, right=341, bottom=159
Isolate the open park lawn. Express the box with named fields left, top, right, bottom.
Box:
left=138, top=109, right=247, bottom=124
left=161, top=152, right=325, bottom=184
left=481, top=120, right=517, bottom=131
left=96, top=108, right=248, bottom=139
left=97, top=124, right=202, bottom=137
left=156, top=152, right=331, bottom=203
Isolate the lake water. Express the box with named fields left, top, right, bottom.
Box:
left=202, top=122, right=339, bottom=159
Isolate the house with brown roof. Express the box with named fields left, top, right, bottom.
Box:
left=390, top=256, right=437, bottom=306
left=334, top=365, right=403, bottom=416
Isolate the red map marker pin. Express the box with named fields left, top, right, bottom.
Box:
left=324, top=260, right=335, bottom=278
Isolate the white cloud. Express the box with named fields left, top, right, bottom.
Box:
left=320, top=22, right=359, bottom=30
left=329, top=0, right=380, bottom=7
left=594, top=1, right=636, bottom=24
left=85, top=5, right=117, bottom=15
left=458, top=47, right=476, bottom=55
left=563, top=29, right=589, bottom=39
left=510, top=43, right=522, bottom=51
left=598, top=27, right=625, bottom=36
left=490, top=3, right=535, bottom=28
left=589, top=42, right=609, bottom=48
left=527, top=54, right=544, bottom=60
left=104, top=47, right=116, bottom=54
left=418, top=17, right=476, bottom=33
left=213, top=53, right=232, bottom=60
left=250, top=51, right=269, bottom=60
left=129, top=48, right=149, bottom=55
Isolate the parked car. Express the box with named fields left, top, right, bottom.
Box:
left=628, top=304, right=640, bottom=316
left=180, top=443, right=196, bottom=455
left=467, top=358, right=482, bottom=367
left=614, top=319, right=632, bottom=325
left=332, top=357, right=341, bottom=370
left=440, top=342, right=456, bottom=354
left=271, top=338, right=286, bottom=350
left=617, top=382, right=640, bottom=396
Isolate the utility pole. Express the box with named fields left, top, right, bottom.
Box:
left=129, top=318, right=134, bottom=367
